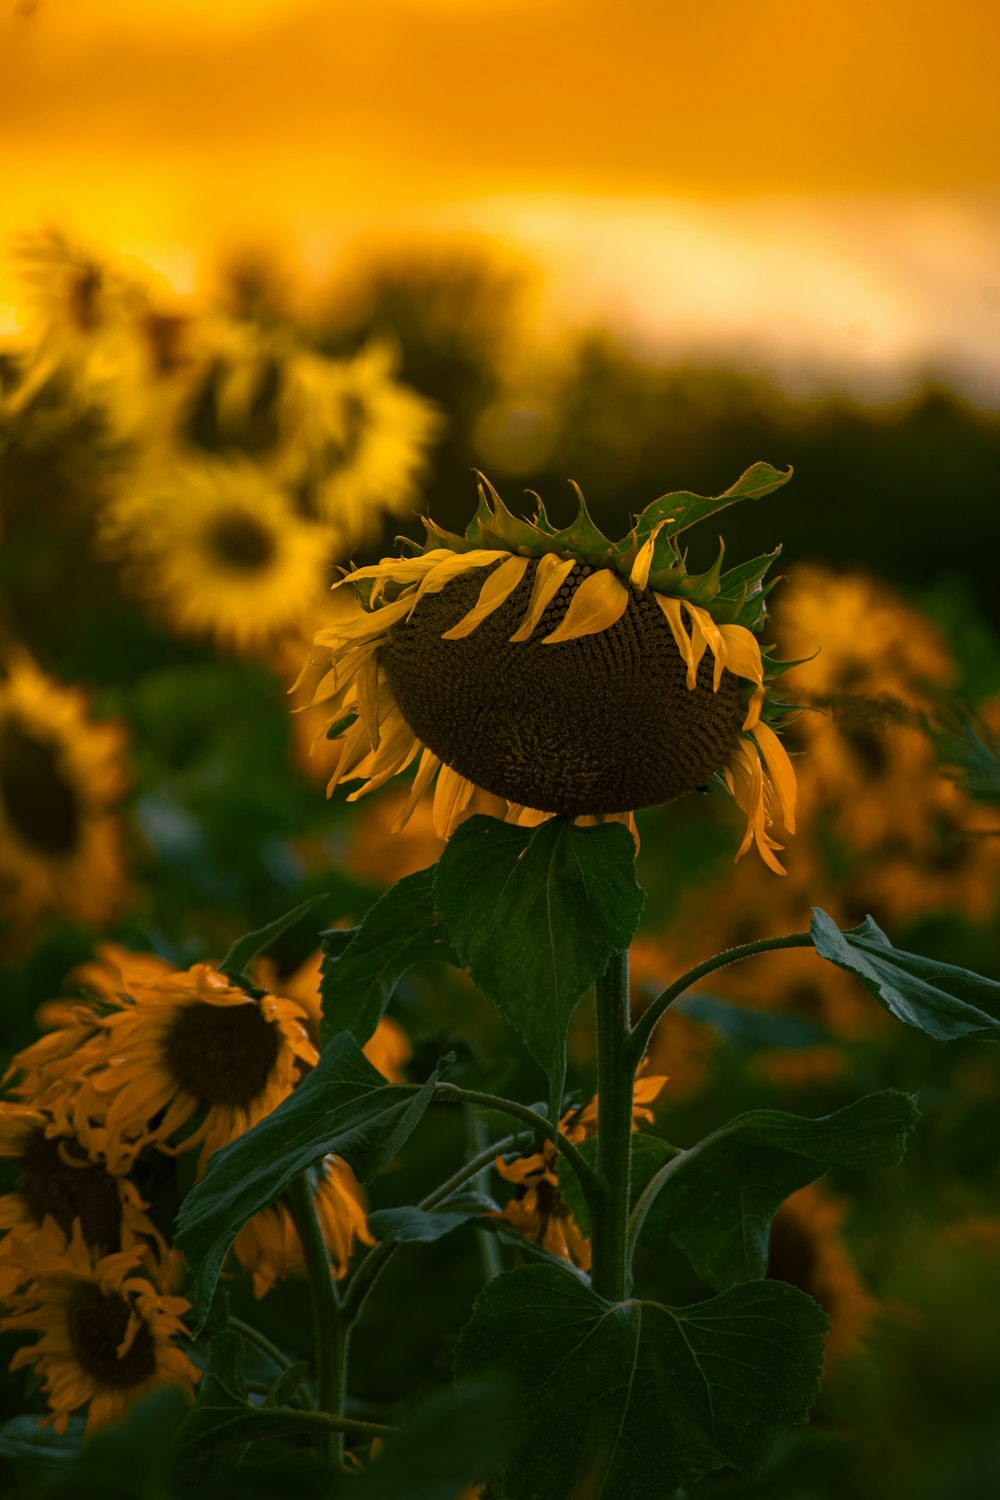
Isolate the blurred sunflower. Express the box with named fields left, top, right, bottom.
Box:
left=100, top=460, right=336, bottom=655
left=0, top=1221, right=198, bottom=1434
left=767, top=1183, right=878, bottom=1372
left=233, top=1155, right=375, bottom=1298
left=494, top=1069, right=667, bottom=1269
left=0, top=1102, right=160, bottom=1260
left=0, top=653, right=129, bottom=934
left=309, top=467, right=797, bottom=870
left=58, top=962, right=317, bottom=1173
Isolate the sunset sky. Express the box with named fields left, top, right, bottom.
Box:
left=3, top=0, right=999, bottom=399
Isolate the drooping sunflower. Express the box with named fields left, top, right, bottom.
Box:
left=0, top=1102, right=162, bottom=1262
left=55, top=962, right=317, bottom=1174
left=100, top=459, right=337, bottom=655
left=0, top=1221, right=198, bottom=1434
left=0, top=653, right=129, bottom=933
left=233, top=1154, right=375, bottom=1299
left=309, top=465, right=798, bottom=870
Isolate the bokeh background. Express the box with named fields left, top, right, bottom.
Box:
left=2, top=3, right=1000, bottom=1496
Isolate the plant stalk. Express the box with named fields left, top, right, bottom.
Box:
left=286, top=1172, right=348, bottom=1467
left=590, top=948, right=635, bottom=1303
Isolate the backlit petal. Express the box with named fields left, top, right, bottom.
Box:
left=441, top=555, right=530, bottom=639
left=541, top=569, right=629, bottom=644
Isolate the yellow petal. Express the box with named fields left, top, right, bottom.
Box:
left=541, top=569, right=630, bottom=645
left=724, top=738, right=787, bottom=875
left=655, top=595, right=698, bottom=688
left=408, top=550, right=509, bottom=614
left=504, top=803, right=548, bottom=828
left=391, top=746, right=442, bottom=832
left=356, top=652, right=382, bottom=750
left=684, top=603, right=728, bottom=690
left=628, top=520, right=670, bottom=590
left=432, top=764, right=476, bottom=839
left=441, top=555, right=531, bottom=639
left=751, top=720, right=797, bottom=834
left=509, top=554, right=577, bottom=643
left=333, top=549, right=453, bottom=591
left=718, top=624, right=764, bottom=688
left=316, top=593, right=415, bottom=646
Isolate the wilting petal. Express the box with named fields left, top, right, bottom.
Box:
left=541, top=569, right=629, bottom=644
left=509, top=554, right=578, bottom=642
left=752, top=720, right=797, bottom=833
left=655, top=595, right=698, bottom=687
left=441, top=555, right=531, bottom=639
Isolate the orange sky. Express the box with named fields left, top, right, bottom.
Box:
left=3, top=0, right=999, bottom=397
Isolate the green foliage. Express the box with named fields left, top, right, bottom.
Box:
left=177, top=1333, right=331, bottom=1465
left=367, top=1192, right=498, bottom=1244
left=812, top=908, right=1000, bottom=1042
left=175, top=1036, right=446, bottom=1317
left=343, top=1379, right=511, bottom=1500
left=319, top=867, right=455, bottom=1047
left=632, top=1090, right=920, bottom=1288
left=454, top=1263, right=827, bottom=1500
left=435, top=815, right=644, bottom=1121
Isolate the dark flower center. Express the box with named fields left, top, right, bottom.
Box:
left=66, top=1283, right=157, bottom=1388
left=0, top=716, right=82, bottom=856
left=380, top=561, right=746, bottom=816
left=19, top=1129, right=123, bottom=1251
left=767, top=1206, right=822, bottom=1305
left=325, top=392, right=368, bottom=470
left=204, top=510, right=277, bottom=571
left=163, top=999, right=282, bottom=1107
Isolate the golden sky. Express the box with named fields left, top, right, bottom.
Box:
left=3, top=0, right=999, bottom=395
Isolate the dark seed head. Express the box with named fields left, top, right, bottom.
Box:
left=0, top=716, right=82, bottom=856
left=379, top=561, right=745, bottom=815
left=204, top=510, right=277, bottom=571
left=19, top=1129, right=123, bottom=1251
left=66, top=1283, right=157, bottom=1388
left=163, top=999, right=282, bottom=1107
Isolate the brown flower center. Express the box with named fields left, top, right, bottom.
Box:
left=0, top=716, right=82, bottom=856
left=66, top=1283, right=157, bottom=1388
left=325, top=392, right=368, bottom=469
left=163, top=999, right=282, bottom=1107
left=379, top=561, right=746, bottom=815
left=204, top=510, right=277, bottom=572
left=19, top=1129, right=123, bottom=1251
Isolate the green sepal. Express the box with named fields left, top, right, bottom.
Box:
left=676, top=536, right=726, bottom=603
left=540, top=482, right=617, bottom=566
left=420, top=516, right=481, bottom=554
left=711, top=545, right=783, bottom=624
left=633, top=461, right=792, bottom=547
left=466, top=474, right=552, bottom=556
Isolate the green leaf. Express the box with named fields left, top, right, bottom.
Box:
left=454, top=1264, right=827, bottom=1500
left=0, top=1414, right=85, bottom=1464
left=637, top=1090, right=920, bottom=1289
left=711, top=546, right=783, bottom=625
left=319, top=867, right=455, bottom=1048
left=434, top=815, right=644, bottom=1121
left=218, top=895, right=330, bottom=986
left=39, top=1388, right=191, bottom=1499
left=811, top=908, right=1000, bottom=1042
left=633, top=462, right=793, bottom=545
left=175, top=1036, right=446, bottom=1318
left=366, top=1191, right=497, bottom=1244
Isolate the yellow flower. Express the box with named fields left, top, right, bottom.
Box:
left=0, top=653, right=129, bottom=934
left=56, top=961, right=317, bottom=1174
left=493, top=1070, right=667, bottom=1270
left=100, top=460, right=337, bottom=656
left=0, top=1102, right=161, bottom=1261
left=233, top=1155, right=375, bottom=1298
left=0, top=1221, right=198, bottom=1434
left=308, top=472, right=797, bottom=871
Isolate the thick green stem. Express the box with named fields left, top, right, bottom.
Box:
left=286, top=1172, right=347, bottom=1467
left=590, top=949, right=635, bottom=1303
left=629, top=931, right=815, bottom=1066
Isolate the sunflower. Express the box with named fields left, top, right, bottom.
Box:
left=50, top=961, right=317, bottom=1174
left=767, top=1183, right=878, bottom=1373
left=100, top=459, right=337, bottom=655
left=0, top=653, right=129, bottom=934
left=308, top=468, right=797, bottom=871
left=0, top=1221, right=198, bottom=1434
left=253, top=947, right=412, bottom=1075
left=0, top=1102, right=161, bottom=1262
left=233, top=1154, right=375, bottom=1298
left=493, top=1070, right=667, bottom=1269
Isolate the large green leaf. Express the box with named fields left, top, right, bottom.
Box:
left=366, top=1192, right=498, bottom=1244
left=435, top=815, right=644, bottom=1121
left=811, top=908, right=1000, bottom=1042
left=175, top=1036, right=445, bottom=1317
left=319, top=867, right=455, bottom=1047
left=454, top=1263, right=826, bottom=1500
left=636, top=1090, right=920, bottom=1289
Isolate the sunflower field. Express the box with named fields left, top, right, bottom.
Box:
left=2, top=232, right=1000, bottom=1500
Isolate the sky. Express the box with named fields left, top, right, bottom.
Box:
left=3, top=0, right=999, bottom=399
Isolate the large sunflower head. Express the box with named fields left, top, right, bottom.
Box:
left=0, top=653, right=129, bottom=934
left=309, top=465, right=798, bottom=871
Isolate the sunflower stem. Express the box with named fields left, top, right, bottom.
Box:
left=286, top=1172, right=348, bottom=1468
left=590, top=948, right=635, bottom=1303
left=629, top=930, right=815, bottom=1066
left=433, top=1083, right=601, bottom=1195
